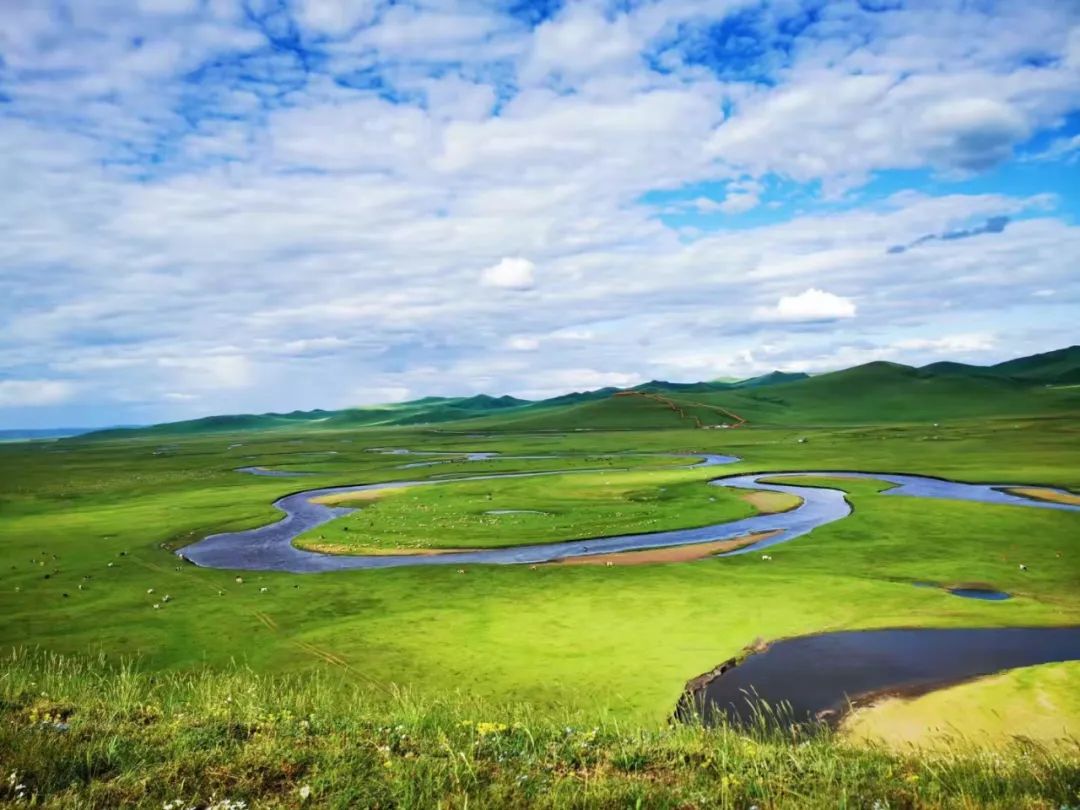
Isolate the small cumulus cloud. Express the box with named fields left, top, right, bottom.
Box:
left=719, top=178, right=763, bottom=214
left=757, top=289, right=857, bottom=322
left=480, top=257, right=536, bottom=290
left=0, top=379, right=76, bottom=407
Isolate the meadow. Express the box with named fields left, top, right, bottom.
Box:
left=1, top=412, right=1079, bottom=806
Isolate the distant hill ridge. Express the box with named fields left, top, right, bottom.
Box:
left=82, top=345, right=1080, bottom=437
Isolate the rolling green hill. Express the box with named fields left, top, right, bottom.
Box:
left=700, top=360, right=1079, bottom=425
left=467, top=358, right=1080, bottom=431
left=80, top=347, right=1080, bottom=438
left=921, top=346, right=1080, bottom=385
left=991, top=345, right=1080, bottom=384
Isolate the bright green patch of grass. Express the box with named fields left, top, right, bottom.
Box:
left=3, top=649, right=1079, bottom=809
left=294, top=470, right=756, bottom=552
left=0, top=418, right=1078, bottom=726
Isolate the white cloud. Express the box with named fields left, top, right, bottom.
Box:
left=0, top=379, right=76, bottom=407
left=295, top=0, right=379, bottom=35
left=279, top=337, right=351, bottom=356
left=505, top=335, right=540, bottom=351
left=1, top=2, right=1079, bottom=425
left=157, top=355, right=253, bottom=389
left=1025, top=133, right=1080, bottom=163
left=719, top=179, right=763, bottom=214
left=758, top=289, right=858, bottom=322
left=480, top=257, right=536, bottom=290
left=919, top=98, right=1028, bottom=172
left=351, top=385, right=412, bottom=406
left=894, top=333, right=997, bottom=354
left=514, top=369, right=643, bottom=400
left=523, top=6, right=642, bottom=83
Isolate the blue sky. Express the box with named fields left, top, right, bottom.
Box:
left=1, top=0, right=1079, bottom=428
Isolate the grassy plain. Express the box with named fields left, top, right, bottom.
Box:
left=1, top=414, right=1079, bottom=804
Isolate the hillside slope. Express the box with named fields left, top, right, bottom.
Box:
left=468, top=361, right=1080, bottom=430
left=991, top=345, right=1080, bottom=384
left=80, top=346, right=1080, bottom=438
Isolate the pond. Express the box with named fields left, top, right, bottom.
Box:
left=679, top=626, right=1080, bottom=727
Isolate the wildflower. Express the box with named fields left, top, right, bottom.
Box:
left=298, top=785, right=312, bottom=802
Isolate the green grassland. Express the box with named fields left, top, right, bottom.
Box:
left=294, top=469, right=757, bottom=552
left=2, top=418, right=1078, bottom=718
left=2, top=366, right=1080, bottom=805
left=3, top=650, right=1079, bottom=810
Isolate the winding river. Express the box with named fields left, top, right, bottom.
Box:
left=181, top=454, right=1078, bottom=573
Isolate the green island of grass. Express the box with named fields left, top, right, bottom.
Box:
left=293, top=469, right=759, bottom=553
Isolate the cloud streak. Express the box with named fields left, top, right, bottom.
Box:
left=887, top=216, right=1011, bottom=254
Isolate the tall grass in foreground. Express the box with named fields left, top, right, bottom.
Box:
left=1, top=649, right=1078, bottom=809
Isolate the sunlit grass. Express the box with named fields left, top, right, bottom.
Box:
left=3, top=649, right=1079, bottom=809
